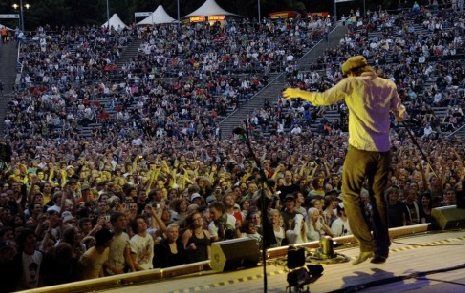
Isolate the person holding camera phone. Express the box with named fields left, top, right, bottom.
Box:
left=208, top=202, right=239, bottom=242
left=283, top=56, right=408, bottom=265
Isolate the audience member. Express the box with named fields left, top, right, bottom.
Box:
left=129, top=215, right=154, bottom=271
left=181, top=211, right=211, bottom=263
left=78, top=228, right=113, bottom=280
left=154, top=223, right=184, bottom=268
left=331, top=203, right=352, bottom=237
left=208, top=202, right=238, bottom=242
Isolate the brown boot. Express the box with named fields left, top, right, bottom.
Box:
left=353, top=251, right=375, bottom=265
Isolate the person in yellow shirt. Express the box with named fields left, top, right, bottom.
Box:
left=78, top=228, right=113, bottom=280
left=283, top=56, right=408, bottom=265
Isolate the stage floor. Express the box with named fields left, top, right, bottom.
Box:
left=99, top=229, right=465, bottom=293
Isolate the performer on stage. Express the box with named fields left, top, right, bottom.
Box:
left=283, top=56, right=408, bottom=265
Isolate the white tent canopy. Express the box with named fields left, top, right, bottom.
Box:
left=138, top=5, right=176, bottom=25
left=185, top=0, right=237, bottom=17
left=101, top=13, right=128, bottom=30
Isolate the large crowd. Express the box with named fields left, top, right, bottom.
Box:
left=5, top=16, right=329, bottom=142
left=0, top=1, right=465, bottom=292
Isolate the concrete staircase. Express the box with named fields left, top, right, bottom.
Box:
left=219, top=74, right=286, bottom=139
left=116, top=39, right=143, bottom=69
left=448, top=124, right=465, bottom=138
left=219, top=24, right=349, bottom=138
left=434, top=106, right=465, bottom=137
left=76, top=96, right=125, bottom=138
left=72, top=38, right=143, bottom=138
left=0, top=41, right=20, bottom=135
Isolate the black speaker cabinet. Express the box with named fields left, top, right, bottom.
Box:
left=457, top=190, right=465, bottom=209
left=431, top=205, right=465, bottom=230
left=210, top=238, right=260, bottom=271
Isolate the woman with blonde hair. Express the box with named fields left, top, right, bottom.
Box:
left=307, top=207, right=334, bottom=241
left=269, top=209, right=286, bottom=246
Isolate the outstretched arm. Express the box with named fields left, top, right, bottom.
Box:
left=284, top=80, right=347, bottom=106
left=282, top=88, right=314, bottom=102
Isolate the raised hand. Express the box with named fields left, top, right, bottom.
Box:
left=282, top=88, right=302, bottom=100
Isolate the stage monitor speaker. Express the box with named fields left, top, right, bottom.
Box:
left=210, top=238, right=260, bottom=272
left=431, top=205, right=465, bottom=230
left=457, top=190, right=465, bottom=209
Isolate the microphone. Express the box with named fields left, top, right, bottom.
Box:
left=232, top=127, right=246, bottom=135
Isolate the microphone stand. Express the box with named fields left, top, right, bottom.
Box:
left=233, top=127, right=273, bottom=293
left=401, top=121, right=439, bottom=178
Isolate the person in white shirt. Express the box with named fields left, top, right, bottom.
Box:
left=290, top=124, right=302, bottom=134
left=421, top=123, right=434, bottom=139
left=331, top=203, right=352, bottom=237
left=208, top=202, right=238, bottom=242
left=286, top=213, right=308, bottom=244
left=129, top=215, right=154, bottom=271
left=106, top=212, right=132, bottom=275
left=306, top=207, right=334, bottom=242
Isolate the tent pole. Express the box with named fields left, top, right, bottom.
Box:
left=177, top=0, right=181, bottom=32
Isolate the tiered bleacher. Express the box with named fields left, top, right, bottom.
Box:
left=1, top=2, right=465, bottom=290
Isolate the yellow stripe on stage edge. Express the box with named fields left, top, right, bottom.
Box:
left=166, top=271, right=287, bottom=293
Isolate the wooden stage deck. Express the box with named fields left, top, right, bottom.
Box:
left=20, top=226, right=465, bottom=293
left=96, top=228, right=465, bottom=293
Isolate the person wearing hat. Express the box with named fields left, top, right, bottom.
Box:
left=280, top=194, right=301, bottom=231
left=76, top=184, right=93, bottom=204
left=190, top=192, right=204, bottom=206
left=61, top=211, right=76, bottom=225
left=64, top=165, right=79, bottom=183
left=283, top=56, right=409, bottom=265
